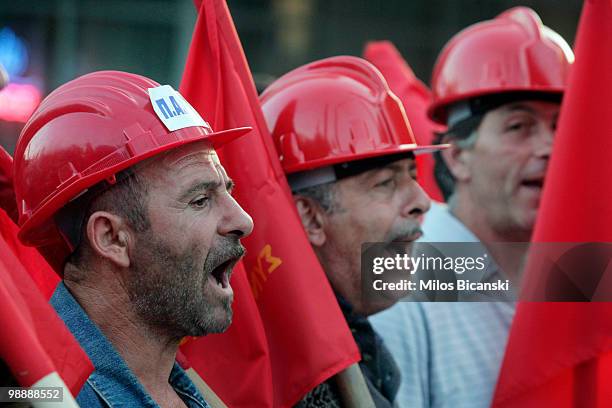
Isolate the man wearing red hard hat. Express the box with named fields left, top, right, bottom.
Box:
left=13, top=71, right=253, bottom=407
left=370, top=7, right=574, bottom=408
left=261, top=56, right=447, bottom=407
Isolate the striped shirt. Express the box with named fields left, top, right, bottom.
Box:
left=369, top=203, right=515, bottom=408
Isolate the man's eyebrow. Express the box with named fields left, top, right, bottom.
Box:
left=361, top=162, right=410, bottom=180
left=387, top=162, right=407, bottom=172
left=385, top=160, right=417, bottom=174
left=179, top=179, right=235, bottom=200
left=179, top=180, right=221, bottom=201
left=505, top=103, right=537, bottom=114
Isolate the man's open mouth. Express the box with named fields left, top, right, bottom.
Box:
left=521, top=178, right=544, bottom=189
left=210, top=259, right=236, bottom=289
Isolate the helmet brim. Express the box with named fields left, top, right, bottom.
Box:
left=206, top=126, right=253, bottom=147
left=429, top=88, right=565, bottom=125
left=284, top=143, right=449, bottom=174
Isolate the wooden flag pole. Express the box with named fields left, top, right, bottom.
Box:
left=334, top=363, right=376, bottom=408
left=185, top=367, right=228, bottom=408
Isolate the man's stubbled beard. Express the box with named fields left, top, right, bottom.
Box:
left=127, top=231, right=244, bottom=341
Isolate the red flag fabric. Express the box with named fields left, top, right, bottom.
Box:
left=493, top=1, right=612, bottom=406
left=0, top=209, right=93, bottom=396
left=0, top=146, right=18, bottom=223
left=179, top=1, right=360, bottom=407
left=0, top=147, right=59, bottom=299
left=0, top=256, right=55, bottom=388
left=363, top=41, right=445, bottom=202
left=0, top=208, right=59, bottom=299
left=0, top=147, right=90, bottom=396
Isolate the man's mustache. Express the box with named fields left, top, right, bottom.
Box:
left=385, top=223, right=423, bottom=243
left=204, top=241, right=246, bottom=273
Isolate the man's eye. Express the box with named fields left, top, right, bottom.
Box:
left=506, top=122, right=526, bottom=132
left=505, top=118, right=535, bottom=133
left=375, top=178, right=395, bottom=188
left=190, top=196, right=209, bottom=209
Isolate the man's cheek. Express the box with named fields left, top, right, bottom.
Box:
left=364, top=218, right=390, bottom=243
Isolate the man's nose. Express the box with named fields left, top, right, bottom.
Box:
left=400, top=181, right=431, bottom=220
left=219, top=194, right=254, bottom=239
left=534, top=122, right=554, bottom=159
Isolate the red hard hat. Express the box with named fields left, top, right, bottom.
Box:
left=428, top=7, right=574, bottom=125
left=14, top=70, right=251, bottom=248
left=260, top=56, right=445, bottom=175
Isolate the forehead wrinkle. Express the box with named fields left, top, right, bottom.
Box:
left=503, top=101, right=559, bottom=115
left=165, top=149, right=216, bottom=170
left=357, top=166, right=393, bottom=184
left=142, top=152, right=220, bottom=197
left=213, top=160, right=232, bottom=185
left=498, top=103, right=560, bottom=126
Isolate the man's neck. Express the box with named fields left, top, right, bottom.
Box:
left=449, top=195, right=531, bottom=284
left=64, top=274, right=185, bottom=407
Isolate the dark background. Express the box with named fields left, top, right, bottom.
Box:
left=0, top=0, right=582, bottom=153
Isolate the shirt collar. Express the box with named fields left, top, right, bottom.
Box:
left=419, top=202, right=515, bottom=299
left=420, top=202, right=480, bottom=243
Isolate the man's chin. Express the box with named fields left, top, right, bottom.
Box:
left=217, top=309, right=233, bottom=333
left=513, top=208, right=538, bottom=237
left=184, top=301, right=233, bottom=337
left=205, top=307, right=234, bottom=335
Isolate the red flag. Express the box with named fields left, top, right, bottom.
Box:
left=363, top=41, right=445, bottom=202
left=0, top=148, right=90, bottom=396
left=0, top=209, right=93, bottom=397
left=0, top=147, right=59, bottom=299
left=493, top=1, right=612, bottom=406
left=0, top=146, right=18, bottom=223
left=179, top=1, right=360, bottom=407
left=0, top=209, right=59, bottom=299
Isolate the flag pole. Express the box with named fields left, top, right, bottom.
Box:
left=185, top=367, right=228, bottom=408
left=334, top=363, right=375, bottom=408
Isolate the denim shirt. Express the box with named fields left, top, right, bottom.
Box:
left=51, top=282, right=210, bottom=408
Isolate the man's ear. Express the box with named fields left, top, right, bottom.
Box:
left=293, top=196, right=327, bottom=247
left=440, top=139, right=473, bottom=182
left=85, top=211, right=131, bottom=268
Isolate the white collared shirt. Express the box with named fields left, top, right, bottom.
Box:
left=370, top=202, right=515, bottom=408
